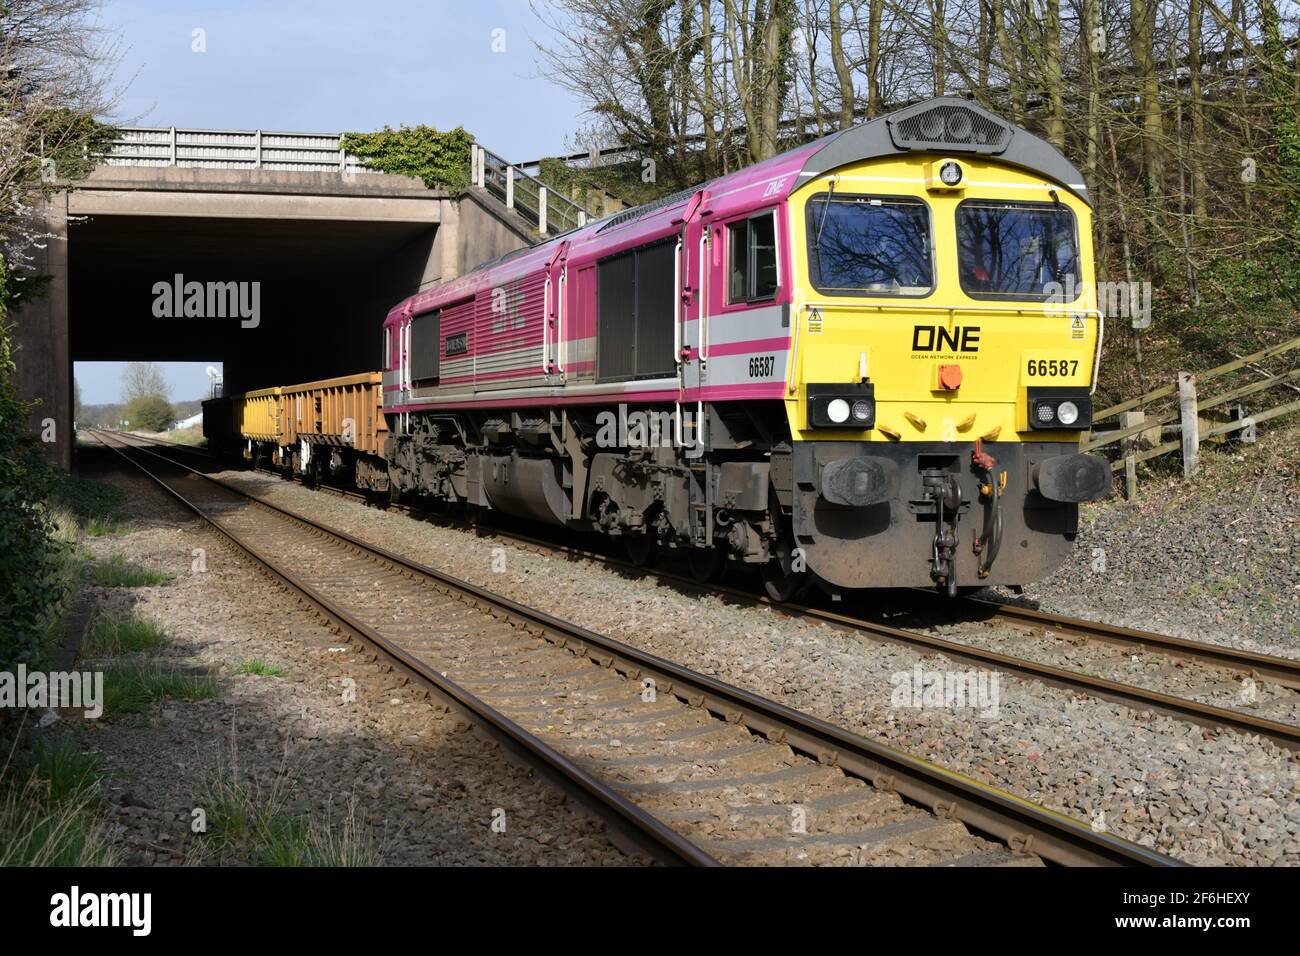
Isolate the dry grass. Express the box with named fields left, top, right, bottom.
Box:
left=0, top=735, right=120, bottom=867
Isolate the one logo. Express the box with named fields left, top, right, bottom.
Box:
left=911, top=325, right=980, bottom=353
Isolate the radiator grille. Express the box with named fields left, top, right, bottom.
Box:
left=890, top=104, right=1009, bottom=152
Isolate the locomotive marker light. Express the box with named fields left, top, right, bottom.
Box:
left=925, top=158, right=966, bottom=192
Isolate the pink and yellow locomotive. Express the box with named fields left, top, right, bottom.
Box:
left=222, top=97, right=1110, bottom=599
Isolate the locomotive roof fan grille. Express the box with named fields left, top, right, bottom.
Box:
left=597, top=185, right=700, bottom=233
left=888, top=102, right=1011, bottom=154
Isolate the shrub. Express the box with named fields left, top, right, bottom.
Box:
left=122, top=394, right=174, bottom=432
left=0, top=285, right=70, bottom=680
left=339, top=125, right=473, bottom=194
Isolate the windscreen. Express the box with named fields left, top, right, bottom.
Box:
left=956, top=200, right=1079, bottom=298
left=806, top=195, right=933, bottom=296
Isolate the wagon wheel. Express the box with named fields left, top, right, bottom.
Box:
left=624, top=534, right=655, bottom=568
left=687, top=545, right=725, bottom=584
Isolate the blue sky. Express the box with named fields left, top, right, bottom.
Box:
left=78, top=1, right=588, bottom=404
left=78, top=361, right=221, bottom=409
left=98, top=0, right=584, bottom=155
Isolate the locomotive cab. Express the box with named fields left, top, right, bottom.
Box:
left=780, top=98, right=1106, bottom=597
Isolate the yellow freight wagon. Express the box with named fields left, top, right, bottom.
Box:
left=281, top=372, right=387, bottom=456
left=205, top=375, right=390, bottom=492
left=236, top=387, right=284, bottom=444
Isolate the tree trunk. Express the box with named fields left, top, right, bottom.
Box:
left=866, top=0, right=881, bottom=116
left=1043, top=0, right=1064, bottom=148
left=829, top=0, right=855, bottom=129
left=700, top=0, right=719, bottom=178
left=1131, top=0, right=1163, bottom=199
left=1189, top=0, right=1208, bottom=221
left=993, top=0, right=1023, bottom=123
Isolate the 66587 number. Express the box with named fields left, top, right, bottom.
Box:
left=1026, top=358, right=1079, bottom=378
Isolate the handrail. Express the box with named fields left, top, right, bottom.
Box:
left=472, top=143, right=590, bottom=238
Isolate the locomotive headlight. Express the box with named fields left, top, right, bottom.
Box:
left=927, top=159, right=966, bottom=192
left=1027, top=389, right=1093, bottom=430
left=808, top=384, right=875, bottom=429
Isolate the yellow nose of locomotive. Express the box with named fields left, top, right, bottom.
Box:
left=782, top=100, right=1103, bottom=594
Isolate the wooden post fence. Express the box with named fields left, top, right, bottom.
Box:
left=1082, top=334, right=1300, bottom=495
left=1178, top=371, right=1199, bottom=477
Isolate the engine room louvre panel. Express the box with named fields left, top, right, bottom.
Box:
left=597, top=251, right=637, bottom=382
left=409, top=310, right=440, bottom=384
left=634, top=239, right=677, bottom=379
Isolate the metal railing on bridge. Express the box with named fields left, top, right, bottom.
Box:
left=96, top=127, right=380, bottom=175
left=99, top=129, right=593, bottom=238
left=469, top=143, right=588, bottom=238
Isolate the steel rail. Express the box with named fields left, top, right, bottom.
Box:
left=485, top=526, right=1300, bottom=753
left=959, top=599, right=1300, bottom=691
left=89, top=430, right=718, bottom=867
left=97, top=431, right=1300, bottom=749
left=98, top=431, right=1300, bottom=750
left=93, top=429, right=1179, bottom=867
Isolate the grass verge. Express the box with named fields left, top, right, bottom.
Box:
left=197, top=768, right=376, bottom=866
left=101, top=663, right=217, bottom=718
left=83, top=612, right=169, bottom=656
left=91, top=554, right=173, bottom=588
left=0, top=735, right=119, bottom=866
left=236, top=659, right=284, bottom=678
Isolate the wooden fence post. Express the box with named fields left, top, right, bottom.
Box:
left=1178, top=371, right=1199, bottom=477
left=1119, top=410, right=1144, bottom=500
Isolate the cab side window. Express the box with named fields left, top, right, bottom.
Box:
left=727, top=211, right=779, bottom=305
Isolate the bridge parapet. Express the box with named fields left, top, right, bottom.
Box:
left=98, top=127, right=380, bottom=175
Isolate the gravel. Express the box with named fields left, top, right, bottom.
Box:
left=990, top=436, right=1300, bottom=659
left=207, top=463, right=1300, bottom=866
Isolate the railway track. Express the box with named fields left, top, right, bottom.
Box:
left=103, top=431, right=1300, bottom=753
left=87, top=428, right=1176, bottom=867
left=104, top=434, right=1300, bottom=754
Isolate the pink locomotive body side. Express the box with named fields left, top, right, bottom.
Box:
left=381, top=142, right=821, bottom=415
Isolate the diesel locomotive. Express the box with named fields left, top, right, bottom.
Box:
left=211, top=97, right=1111, bottom=599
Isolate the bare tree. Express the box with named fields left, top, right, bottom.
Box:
left=121, top=361, right=168, bottom=403
left=0, top=1, right=121, bottom=287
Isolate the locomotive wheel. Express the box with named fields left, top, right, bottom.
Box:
left=761, top=562, right=806, bottom=603
left=762, top=511, right=809, bottom=602
left=762, top=540, right=808, bottom=603
left=624, top=534, right=655, bottom=567
left=687, top=545, right=724, bottom=583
